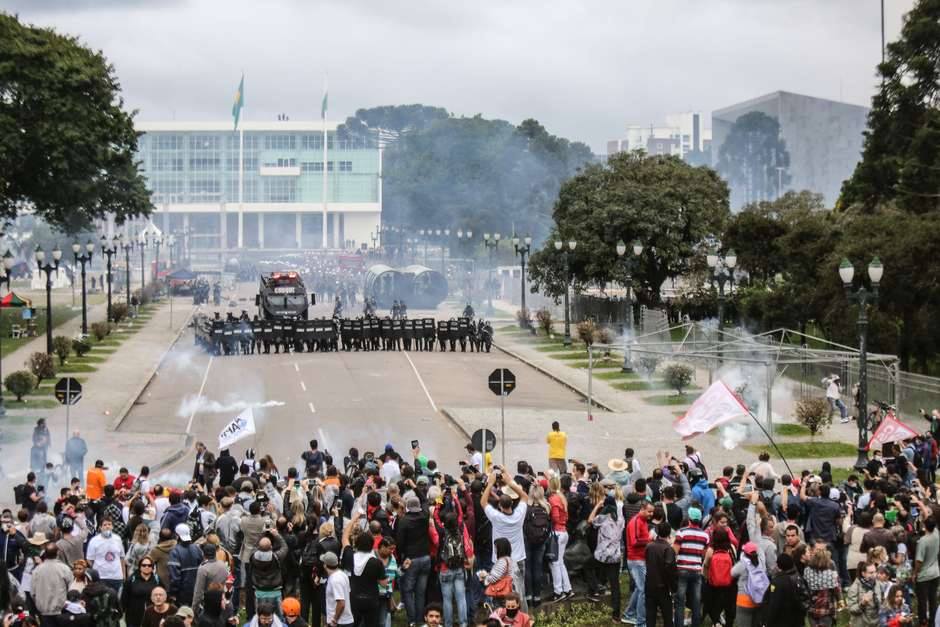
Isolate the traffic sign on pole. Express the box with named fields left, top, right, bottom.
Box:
left=471, top=428, right=497, bottom=454
left=55, top=377, right=82, bottom=442
left=488, top=368, right=515, bottom=396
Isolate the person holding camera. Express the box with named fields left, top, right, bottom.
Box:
left=481, top=466, right=529, bottom=612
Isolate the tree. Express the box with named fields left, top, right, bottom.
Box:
left=576, top=320, right=596, bottom=348
left=795, top=397, right=832, bottom=440
left=27, top=352, right=55, bottom=384
left=840, top=0, right=940, bottom=213
left=52, top=335, right=71, bottom=366
left=529, top=151, right=730, bottom=304
left=71, top=337, right=90, bottom=357
left=0, top=14, right=152, bottom=229
left=664, top=363, right=694, bottom=396
left=535, top=307, right=554, bottom=336
left=4, top=370, right=36, bottom=401
left=716, top=111, right=791, bottom=209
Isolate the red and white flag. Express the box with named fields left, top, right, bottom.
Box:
left=867, top=415, right=919, bottom=450
left=673, top=380, right=751, bottom=439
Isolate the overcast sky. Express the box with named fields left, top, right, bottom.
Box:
left=5, top=0, right=914, bottom=152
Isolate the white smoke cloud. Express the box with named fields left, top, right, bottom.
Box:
left=176, top=395, right=285, bottom=417
left=720, top=423, right=749, bottom=450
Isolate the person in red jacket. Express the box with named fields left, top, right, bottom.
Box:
left=623, top=501, right=654, bottom=626
left=113, top=467, right=136, bottom=492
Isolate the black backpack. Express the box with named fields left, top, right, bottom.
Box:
left=12, top=484, right=25, bottom=506
left=523, top=504, right=551, bottom=546
left=187, top=506, right=204, bottom=541
left=439, top=526, right=465, bottom=570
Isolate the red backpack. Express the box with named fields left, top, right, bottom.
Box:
left=708, top=549, right=733, bottom=587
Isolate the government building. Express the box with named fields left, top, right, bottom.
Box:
left=135, top=120, right=382, bottom=256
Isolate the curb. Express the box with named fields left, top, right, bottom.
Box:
left=109, top=304, right=196, bottom=432
left=439, top=408, right=472, bottom=441
left=492, top=341, right=619, bottom=413
left=151, top=433, right=196, bottom=475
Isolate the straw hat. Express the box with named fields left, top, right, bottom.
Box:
left=608, top=458, right=628, bottom=472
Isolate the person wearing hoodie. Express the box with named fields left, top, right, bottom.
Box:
left=193, top=542, right=229, bottom=615
left=766, top=554, right=809, bottom=627
left=250, top=529, right=289, bottom=616
left=168, top=523, right=202, bottom=608
left=215, top=450, right=239, bottom=488
left=396, top=494, right=432, bottom=626
left=57, top=588, right=92, bottom=626
left=340, top=512, right=386, bottom=627
left=161, top=493, right=191, bottom=532
left=148, top=527, right=178, bottom=585
left=690, top=469, right=715, bottom=515
left=198, top=585, right=231, bottom=627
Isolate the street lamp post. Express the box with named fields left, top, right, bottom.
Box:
left=100, top=236, right=118, bottom=322
left=440, top=229, right=450, bottom=276
left=71, top=241, right=95, bottom=336
left=153, top=235, right=162, bottom=284
left=35, top=244, right=62, bottom=355
left=483, top=233, right=501, bottom=316
left=512, top=235, right=532, bottom=328
left=120, top=237, right=133, bottom=307
left=616, top=239, right=644, bottom=372
left=138, top=233, right=148, bottom=292
left=554, top=238, right=577, bottom=347
left=457, top=229, right=473, bottom=303
left=840, top=256, right=884, bottom=470
left=706, top=248, right=737, bottom=365
left=0, top=251, right=15, bottom=417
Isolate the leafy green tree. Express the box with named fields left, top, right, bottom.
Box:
left=841, top=0, right=940, bottom=213
left=664, top=363, right=694, bottom=396
left=0, top=14, right=152, bottom=229
left=337, top=104, right=449, bottom=141
left=529, top=151, right=730, bottom=304
left=27, top=352, right=55, bottom=384
left=52, top=335, right=71, bottom=366
left=716, top=111, right=791, bottom=208
left=4, top=370, right=36, bottom=401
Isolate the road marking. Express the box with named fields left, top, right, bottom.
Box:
left=185, top=356, right=213, bottom=434
left=404, top=351, right=438, bottom=413
left=294, top=363, right=299, bottom=372
left=300, top=381, right=307, bottom=392
left=308, top=401, right=316, bottom=414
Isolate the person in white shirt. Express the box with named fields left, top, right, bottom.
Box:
left=823, top=374, right=848, bottom=422
left=85, top=519, right=125, bottom=591
left=322, top=551, right=354, bottom=626
left=380, top=453, right=401, bottom=485
left=480, top=468, right=530, bottom=612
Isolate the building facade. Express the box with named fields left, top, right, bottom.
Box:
left=711, top=91, right=869, bottom=209
left=136, top=120, right=382, bottom=255
left=607, top=112, right=711, bottom=161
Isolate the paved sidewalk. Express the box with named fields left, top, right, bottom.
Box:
left=487, top=311, right=860, bottom=475
left=0, top=297, right=195, bottom=497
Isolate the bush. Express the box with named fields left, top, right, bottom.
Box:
left=576, top=320, right=596, bottom=348
left=535, top=307, right=554, bottom=336
left=27, top=352, right=56, bottom=384
left=515, top=307, right=531, bottom=328
left=52, top=335, right=72, bottom=365
left=593, top=326, right=613, bottom=345
left=664, top=362, right=694, bottom=396
left=4, top=370, right=36, bottom=401
left=72, top=337, right=91, bottom=357
left=111, top=302, right=128, bottom=324
left=796, top=397, right=832, bottom=439
left=91, top=321, right=110, bottom=341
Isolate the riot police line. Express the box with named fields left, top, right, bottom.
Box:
left=192, top=312, right=494, bottom=356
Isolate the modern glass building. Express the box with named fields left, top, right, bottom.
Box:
left=135, top=120, right=382, bottom=253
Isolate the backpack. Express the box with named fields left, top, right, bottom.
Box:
left=793, top=572, right=812, bottom=614
left=440, top=527, right=466, bottom=570
left=708, top=549, right=733, bottom=587
left=87, top=588, right=120, bottom=627
left=523, top=504, right=551, bottom=546
left=12, top=484, right=25, bottom=506
left=690, top=453, right=708, bottom=479
left=187, top=506, right=204, bottom=541
left=744, top=559, right=771, bottom=604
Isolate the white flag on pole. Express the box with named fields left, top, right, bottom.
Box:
left=218, top=407, right=256, bottom=450
left=673, top=380, right=750, bottom=439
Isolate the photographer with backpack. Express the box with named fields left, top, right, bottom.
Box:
left=522, top=485, right=550, bottom=608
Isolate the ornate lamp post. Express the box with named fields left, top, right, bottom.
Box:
left=553, top=238, right=577, bottom=347
left=100, top=235, right=118, bottom=322
left=840, top=256, right=884, bottom=470
left=35, top=244, right=62, bottom=355
left=440, top=228, right=450, bottom=276
left=137, top=232, right=148, bottom=292
left=483, top=232, right=501, bottom=316
left=512, top=235, right=533, bottom=328
left=71, top=241, right=95, bottom=335
left=152, top=235, right=163, bottom=284
left=119, top=236, right=133, bottom=307
left=0, top=251, right=15, bottom=417
left=457, top=229, right=474, bottom=303
left=616, top=239, right=644, bottom=372
left=706, top=248, right=737, bottom=365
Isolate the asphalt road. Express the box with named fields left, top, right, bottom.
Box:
left=120, top=282, right=584, bottom=475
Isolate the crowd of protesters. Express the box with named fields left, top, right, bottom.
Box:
left=2, top=415, right=940, bottom=627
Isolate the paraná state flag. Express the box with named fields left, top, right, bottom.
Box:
left=673, top=380, right=750, bottom=439
left=232, top=74, right=245, bottom=130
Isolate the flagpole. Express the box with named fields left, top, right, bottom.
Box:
left=237, top=72, right=245, bottom=249
left=321, top=77, right=329, bottom=249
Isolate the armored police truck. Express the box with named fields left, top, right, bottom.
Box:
left=256, top=271, right=314, bottom=320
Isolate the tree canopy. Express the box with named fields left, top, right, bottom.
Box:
left=840, top=0, right=940, bottom=213
left=0, top=13, right=151, bottom=230
left=715, top=111, right=791, bottom=209
left=340, top=105, right=593, bottom=241
left=528, top=151, right=730, bottom=304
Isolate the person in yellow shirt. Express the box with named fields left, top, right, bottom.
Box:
left=546, top=421, right=567, bottom=475
left=85, top=459, right=107, bottom=501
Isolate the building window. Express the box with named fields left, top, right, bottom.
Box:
left=327, top=161, right=334, bottom=172
left=189, top=179, right=221, bottom=198
left=301, top=135, right=322, bottom=150
left=339, top=161, right=352, bottom=172
left=152, top=157, right=184, bottom=171
left=190, top=157, right=221, bottom=171
left=189, top=135, right=221, bottom=150
left=301, top=161, right=321, bottom=172
left=263, top=178, right=296, bottom=202
left=263, top=135, right=296, bottom=150
left=153, top=135, right=183, bottom=150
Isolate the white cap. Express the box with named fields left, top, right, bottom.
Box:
left=829, top=488, right=840, bottom=500
left=174, top=523, right=192, bottom=542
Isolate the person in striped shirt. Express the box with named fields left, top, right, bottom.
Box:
left=673, top=507, right=709, bottom=627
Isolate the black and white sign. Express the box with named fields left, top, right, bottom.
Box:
left=488, top=368, right=516, bottom=396
left=54, top=377, right=82, bottom=406
left=471, top=428, right=497, bottom=453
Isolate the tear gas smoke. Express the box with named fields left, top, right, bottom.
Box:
left=176, top=395, right=285, bottom=417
